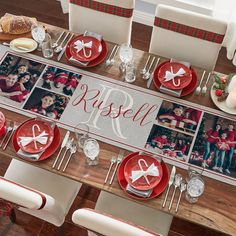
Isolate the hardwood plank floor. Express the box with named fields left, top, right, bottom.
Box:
left=0, top=0, right=234, bottom=235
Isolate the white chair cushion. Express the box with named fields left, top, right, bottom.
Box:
left=4, top=159, right=82, bottom=226
left=93, top=191, right=173, bottom=236
left=72, top=208, right=161, bottom=236
left=69, top=0, right=134, bottom=44
left=149, top=4, right=227, bottom=70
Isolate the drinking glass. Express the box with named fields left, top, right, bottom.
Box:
left=83, top=138, right=100, bottom=166
left=74, top=123, right=89, bottom=150
left=31, top=25, right=46, bottom=51
left=119, top=43, right=133, bottom=73
left=185, top=166, right=205, bottom=203
left=125, top=61, right=136, bottom=83
left=42, top=33, right=53, bottom=58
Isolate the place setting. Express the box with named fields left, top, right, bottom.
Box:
left=11, top=117, right=61, bottom=161
left=65, top=31, right=108, bottom=68
left=152, top=59, right=198, bottom=97
left=114, top=151, right=170, bottom=200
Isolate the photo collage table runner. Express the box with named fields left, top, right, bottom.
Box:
left=0, top=45, right=235, bottom=186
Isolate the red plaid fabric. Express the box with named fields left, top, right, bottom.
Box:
left=154, top=17, right=224, bottom=44
left=70, top=0, right=133, bottom=18
left=0, top=199, right=13, bottom=217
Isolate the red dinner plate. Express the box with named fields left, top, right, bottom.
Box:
left=118, top=152, right=169, bottom=200
left=12, top=119, right=61, bottom=161
left=124, top=154, right=163, bottom=191
left=16, top=119, right=54, bottom=154
left=158, top=62, right=192, bottom=90
left=69, top=35, right=102, bottom=62
left=0, top=111, right=6, bottom=137
left=153, top=61, right=198, bottom=97
left=65, top=36, right=108, bottom=68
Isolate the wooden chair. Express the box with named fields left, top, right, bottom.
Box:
left=1, top=159, right=82, bottom=226
left=149, top=4, right=227, bottom=70
left=69, top=0, right=135, bottom=44
left=72, top=191, right=173, bottom=236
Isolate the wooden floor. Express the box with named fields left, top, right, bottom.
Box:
left=0, top=0, right=234, bottom=235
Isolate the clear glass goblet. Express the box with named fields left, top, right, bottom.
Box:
left=119, top=43, right=133, bottom=73
left=74, top=123, right=89, bottom=150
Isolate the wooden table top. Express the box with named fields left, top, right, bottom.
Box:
left=0, top=24, right=235, bottom=236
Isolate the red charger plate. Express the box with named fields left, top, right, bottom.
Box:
left=12, top=119, right=61, bottom=161
left=124, top=154, right=163, bottom=191
left=69, top=35, right=102, bottom=62
left=65, top=36, right=108, bottom=68
left=153, top=61, right=198, bottom=97
left=0, top=111, right=6, bottom=137
left=158, top=62, right=192, bottom=90
left=118, top=152, right=169, bottom=200
left=16, top=119, right=54, bottom=154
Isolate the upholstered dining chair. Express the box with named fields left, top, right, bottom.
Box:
left=149, top=4, right=227, bottom=70
left=0, top=159, right=82, bottom=226
left=69, top=0, right=135, bottom=44
left=72, top=191, right=173, bottom=236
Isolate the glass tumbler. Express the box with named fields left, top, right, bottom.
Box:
left=185, top=167, right=205, bottom=203
left=83, top=138, right=100, bottom=166
left=42, top=33, right=53, bottom=58
left=125, top=62, right=136, bottom=83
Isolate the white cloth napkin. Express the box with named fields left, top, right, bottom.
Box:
left=126, top=184, right=153, bottom=198
left=17, top=149, right=43, bottom=161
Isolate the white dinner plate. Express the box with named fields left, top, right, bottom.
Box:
left=10, top=38, right=38, bottom=53
left=210, top=83, right=236, bottom=115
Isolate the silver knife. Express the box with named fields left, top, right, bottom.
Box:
left=162, top=166, right=176, bottom=208
left=52, top=130, right=70, bottom=168
left=57, top=33, right=74, bottom=61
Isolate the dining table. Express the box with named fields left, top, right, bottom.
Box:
left=0, top=23, right=235, bottom=236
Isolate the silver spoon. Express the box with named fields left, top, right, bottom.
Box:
left=201, top=72, right=211, bottom=94
left=62, top=142, right=77, bottom=172
left=175, top=181, right=187, bottom=213
left=142, top=57, right=156, bottom=80
left=3, top=122, right=18, bottom=150
left=140, top=55, right=151, bottom=75
left=109, top=46, right=119, bottom=67
left=195, top=70, right=206, bottom=95
left=168, top=174, right=183, bottom=211
left=52, top=31, right=65, bottom=49
left=0, top=122, right=12, bottom=147
left=54, top=32, right=70, bottom=53
left=147, top=57, right=160, bottom=88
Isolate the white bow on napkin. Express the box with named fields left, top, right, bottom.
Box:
left=130, top=159, right=159, bottom=185
left=19, top=124, right=48, bottom=149
left=74, top=40, right=92, bottom=58
left=164, top=66, right=186, bottom=87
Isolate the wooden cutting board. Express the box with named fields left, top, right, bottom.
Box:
left=0, top=31, right=32, bottom=41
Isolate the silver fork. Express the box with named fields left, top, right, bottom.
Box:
left=0, top=121, right=12, bottom=148
left=104, top=156, right=117, bottom=184
left=3, top=122, right=18, bottom=150
left=147, top=57, right=160, bottom=88
left=109, top=150, right=125, bottom=185
left=57, top=137, right=74, bottom=170
left=62, top=142, right=77, bottom=172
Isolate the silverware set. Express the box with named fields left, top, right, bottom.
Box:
left=140, top=55, right=161, bottom=87
left=162, top=166, right=186, bottom=213
left=195, top=71, right=212, bottom=95
left=105, top=45, right=119, bottom=67
left=0, top=121, right=18, bottom=150
left=104, top=149, right=125, bottom=185
left=52, top=131, right=77, bottom=171
left=52, top=31, right=74, bottom=61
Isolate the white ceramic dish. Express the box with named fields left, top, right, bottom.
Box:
left=210, top=83, right=236, bottom=115
left=10, top=38, right=37, bottom=53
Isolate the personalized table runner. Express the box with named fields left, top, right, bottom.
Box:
left=0, top=45, right=235, bottom=186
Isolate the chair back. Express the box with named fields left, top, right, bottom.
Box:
left=69, top=0, right=135, bottom=44
left=149, top=4, right=227, bottom=70
left=0, top=176, right=54, bottom=210
left=72, top=208, right=162, bottom=236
